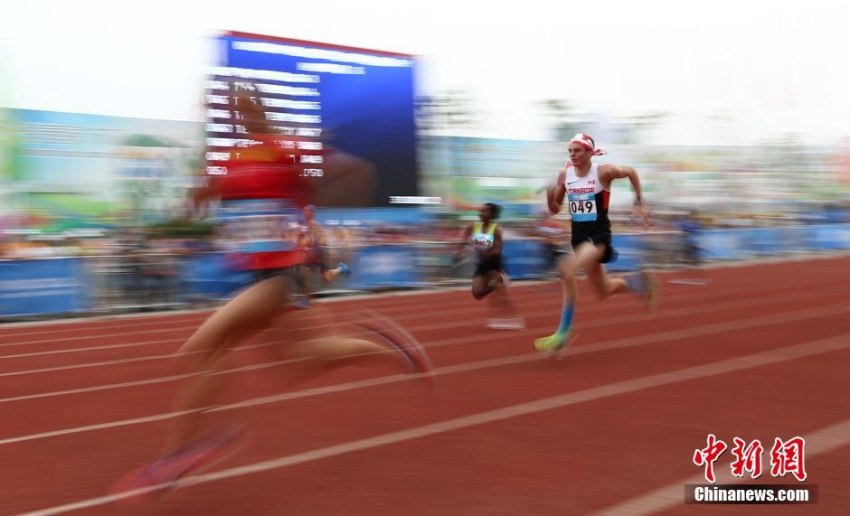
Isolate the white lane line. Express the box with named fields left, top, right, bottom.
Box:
left=0, top=360, right=300, bottom=404
left=0, top=289, right=846, bottom=404
left=1, top=303, right=847, bottom=446
left=20, top=332, right=850, bottom=516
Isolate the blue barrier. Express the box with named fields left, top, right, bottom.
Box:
left=3, top=224, right=848, bottom=318
left=749, top=227, right=782, bottom=255
left=177, top=224, right=848, bottom=296
left=779, top=226, right=810, bottom=252
left=812, top=224, right=850, bottom=250
left=822, top=208, right=848, bottom=224
left=686, top=224, right=850, bottom=259
left=347, top=245, right=423, bottom=290
left=179, top=253, right=253, bottom=300
left=0, top=258, right=91, bottom=316
left=696, top=229, right=749, bottom=260
left=314, top=207, right=433, bottom=226
left=502, top=240, right=547, bottom=279
left=608, top=234, right=647, bottom=272
left=748, top=226, right=812, bottom=255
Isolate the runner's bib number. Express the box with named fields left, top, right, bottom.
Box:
left=568, top=194, right=597, bottom=222
left=471, top=232, right=495, bottom=251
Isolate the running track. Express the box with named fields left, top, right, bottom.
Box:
left=1, top=257, right=849, bottom=515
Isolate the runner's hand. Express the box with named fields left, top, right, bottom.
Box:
left=633, top=204, right=653, bottom=228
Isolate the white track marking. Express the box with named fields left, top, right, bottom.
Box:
left=20, top=332, right=850, bottom=516
left=1, top=304, right=847, bottom=445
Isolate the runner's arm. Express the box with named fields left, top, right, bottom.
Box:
left=598, top=164, right=644, bottom=204
left=598, top=164, right=652, bottom=227
left=547, top=167, right=567, bottom=214
left=492, top=226, right=504, bottom=256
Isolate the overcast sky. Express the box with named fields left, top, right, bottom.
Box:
left=2, top=0, right=848, bottom=144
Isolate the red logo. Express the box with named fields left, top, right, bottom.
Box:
left=730, top=438, right=764, bottom=479
left=693, top=434, right=727, bottom=483
left=770, top=437, right=807, bottom=482
left=693, top=435, right=808, bottom=482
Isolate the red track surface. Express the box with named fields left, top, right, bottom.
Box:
left=1, top=257, right=848, bottom=515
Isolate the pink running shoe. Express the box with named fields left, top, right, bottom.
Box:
left=353, top=310, right=435, bottom=387
left=110, top=426, right=246, bottom=502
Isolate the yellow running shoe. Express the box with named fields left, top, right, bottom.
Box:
left=534, top=330, right=571, bottom=352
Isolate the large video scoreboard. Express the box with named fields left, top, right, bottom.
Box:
left=205, top=32, right=419, bottom=207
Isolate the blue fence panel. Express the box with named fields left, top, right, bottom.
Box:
left=502, top=240, right=547, bottom=279
left=607, top=234, right=646, bottom=272
left=314, top=207, right=432, bottom=226
left=748, top=227, right=787, bottom=255
left=697, top=229, right=748, bottom=260
left=179, top=253, right=253, bottom=300
left=4, top=224, right=848, bottom=318
left=781, top=226, right=810, bottom=252
left=812, top=224, right=850, bottom=250
left=347, top=246, right=423, bottom=290
left=823, top=208, right=848, bottom=224
left=0, top=258, right=91, bottom=316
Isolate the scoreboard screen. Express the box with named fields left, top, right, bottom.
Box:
left=205, top=31, right=419, bottom=207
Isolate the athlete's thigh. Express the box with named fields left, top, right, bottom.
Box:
left=561, top=241, right=604, bottom=276
left=182, top=273, right=290, bottom=355
left=264, top=304, right=337, bottom=361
